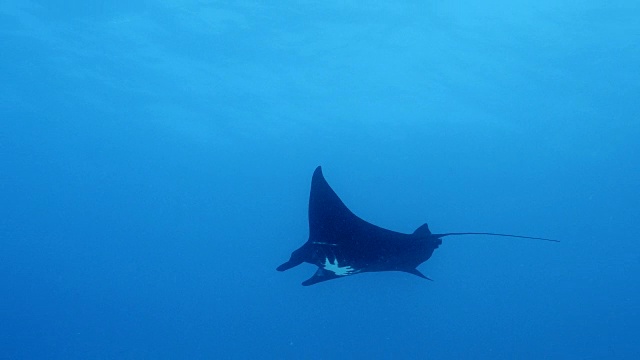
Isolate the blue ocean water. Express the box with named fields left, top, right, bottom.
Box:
left=1, top=1, right=639, bottom=358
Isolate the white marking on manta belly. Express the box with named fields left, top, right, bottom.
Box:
left=322, top=257, right=359, bottom=276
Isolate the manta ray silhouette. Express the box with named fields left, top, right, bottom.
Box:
left=277, top=166, right=558, bottom=286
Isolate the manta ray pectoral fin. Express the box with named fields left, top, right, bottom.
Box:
left=301, top=267, right=341, bottom=286
left=403, top=268, right=433, bottom=281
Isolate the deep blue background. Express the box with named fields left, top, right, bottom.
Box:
left=1, top=1, right=639, bottom=359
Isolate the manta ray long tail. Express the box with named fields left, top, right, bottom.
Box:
left=432, top=232, right=560, bottom=243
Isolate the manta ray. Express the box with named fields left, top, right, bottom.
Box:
left=277, top=166, right=558, bottom=286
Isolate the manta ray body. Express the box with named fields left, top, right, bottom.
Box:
left=277, top=166, right=557, bottom=286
